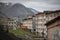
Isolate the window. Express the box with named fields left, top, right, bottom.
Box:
left=34, top=29, right=36, bottom=31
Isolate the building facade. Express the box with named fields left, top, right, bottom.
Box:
left=32, top=10, right=60, bottom=37
left=0, top=18, right=9, bottom=32
left=44, top=10, right=60, bottom=21
left=45, top=16, right=60, bottom=40
left=23, top=16, right=33, bottom=32
left=8, top=17, right=19, bottom=30
left=32, top=12, right=47, bottom=37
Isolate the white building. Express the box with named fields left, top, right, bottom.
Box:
left=22, top=10, right=60, bottom=37
left=32, top=10, right=60, bottom=37
left=23, top=16, right=33, bottom=32
left=32, top=12, right=47, bottom=37
left=8, top=17, right=19, bottom=30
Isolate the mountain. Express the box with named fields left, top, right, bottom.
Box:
left=0, top=3, right=36, bottom=19
left=0, top=3, right=12, bottom=12
left=0, top=12, right=7, bottom=18
left=27, top=8, right=38, bottom=14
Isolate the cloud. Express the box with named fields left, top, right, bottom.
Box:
left=0, top=0, right=60, bottom=11
left=1, top=0, right=60, bottom=5
left=21, top=1, right=60, bottom=11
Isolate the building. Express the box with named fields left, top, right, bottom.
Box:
left=44, top=10, right=60, bottom=21
left=45, top=16, right=60, bottom=40
left=32, top=12, right=47, bottom=37
left=0, top=17, right=21, bottom=31
left=0, top=18, right=9, bottom=32
left=23, top=16, right=33, bottom=32
left=8, top=17, right=19, bottom=30
left=32, top=10, right=60, bottom=37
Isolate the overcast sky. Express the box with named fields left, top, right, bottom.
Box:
left=0, top=0, right=60, bottom=12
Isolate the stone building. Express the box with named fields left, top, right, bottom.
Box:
left=45, top=16, right=60, bottom=40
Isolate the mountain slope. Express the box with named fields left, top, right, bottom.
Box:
left=0, top=3, right=35, bottom=19
left=27, top=8, right=38, bottom=14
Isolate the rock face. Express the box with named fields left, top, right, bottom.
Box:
left=0, top=3, right=36, bottom=19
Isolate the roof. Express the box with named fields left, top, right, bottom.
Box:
left=32, top=10, right=60, bottom=17
left=45, top=16, right=60, bottom=26
left=35, top=12, right=43, bottom=15
left=44, top=10, right=60, bottom=14
left=23, top=17, right=32, bottom=21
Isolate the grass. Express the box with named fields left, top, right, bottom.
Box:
left=9, top=29, right=34, bottom=36
left=9, top=29, right=41, bottom=38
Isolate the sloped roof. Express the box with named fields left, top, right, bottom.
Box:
left=44, top=10, right=60, bottom=14
left=45, top=16, right=60, bottom=26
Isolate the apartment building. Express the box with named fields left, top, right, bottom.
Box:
left=32, top=10, right=60, bottom=37
left=23, top=16, right=33, bottom=32
left=32, top=12, right=47, bottom=37
left=0, top=17, right=20, bottom=31
left=8, top=17, right=18, bottom=30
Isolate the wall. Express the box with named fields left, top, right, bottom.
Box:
left=47, top=21, right=60, bottom=40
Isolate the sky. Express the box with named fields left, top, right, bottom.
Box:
left=0, top=0, right=60, bottom=12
